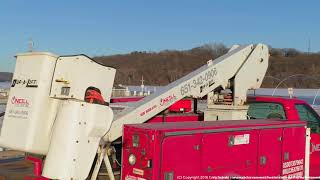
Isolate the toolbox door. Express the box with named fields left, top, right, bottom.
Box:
left=160, top=134, right=202, bottom=179
left=257, top=128, right=282, bottom=176
left=201, top=130, right=258, bottom=176
left=122, top=130, right=152, bottom=180
left=281, top=126, right=306, bottom=177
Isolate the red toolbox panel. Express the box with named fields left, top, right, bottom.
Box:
left=200, top=130, right=258, bottom=176
left=122, top=120, right=306, bottom=180
left=281, top=126, right=306, bottom=178
left=257, top=128, right=282, bottom=176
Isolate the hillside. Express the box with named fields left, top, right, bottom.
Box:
left=94, top=45, right=320, bottom=88
left=1, top=44, right=320, bottom=88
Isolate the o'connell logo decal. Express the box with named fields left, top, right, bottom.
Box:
left=11, top=96, right=29, bottom=107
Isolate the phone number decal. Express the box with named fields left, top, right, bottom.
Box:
left=180, top=68, right=217, bottom=96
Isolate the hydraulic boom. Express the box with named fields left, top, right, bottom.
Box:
left=104, top=44, right=268, bottom=142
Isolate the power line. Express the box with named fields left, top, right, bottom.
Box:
left=308, top=37, right=311, bottom=55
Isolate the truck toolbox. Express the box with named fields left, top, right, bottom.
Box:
left=122, top=120, right=306, bottom=180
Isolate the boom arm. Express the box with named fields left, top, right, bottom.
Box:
left=104, top=44, right=268, bottom=142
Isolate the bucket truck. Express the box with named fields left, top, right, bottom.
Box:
left=0, top=44, right=302, bottom=180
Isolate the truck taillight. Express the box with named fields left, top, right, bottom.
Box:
left=140, top=156, right=152, bottom=168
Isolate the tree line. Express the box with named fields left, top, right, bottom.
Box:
left=1, top=43, right=320, bottom=88
left=94, top=43, right=320, bottom=88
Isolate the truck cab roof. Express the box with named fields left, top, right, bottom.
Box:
left=248, top=96, right=308, bottom=106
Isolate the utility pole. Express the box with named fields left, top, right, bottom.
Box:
left=140, top=75, right=145, bottom=95
left=308, top=38, right=311, bottom=55
left=28, top=38, right=34, bottom=52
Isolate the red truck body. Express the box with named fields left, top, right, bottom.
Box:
left=146, top=113, right=202, bottom=123
left=24, top=96, right=320, bottom=178
left=111, top=97, right=201, bottom=123
left=24, top=156, right=49, bottom=180
left=122, top=120, right=306, bottom=180
left=115, top=96, right=320, bottom=177
left=249, top=96, right=320, bottom=176
left=167, top=99, right=192, bottom=113
left=111, top=97, right=193, bottom=113
left=110, top=97, right=145, bottom=103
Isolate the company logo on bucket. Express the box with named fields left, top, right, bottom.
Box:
left=11, top=96, right=29, bottom=107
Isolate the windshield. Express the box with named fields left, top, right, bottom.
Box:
left=248, top=102, right=287, bottom=120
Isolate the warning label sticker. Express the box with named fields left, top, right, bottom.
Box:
left=233, top=134, right=250, bottom=145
